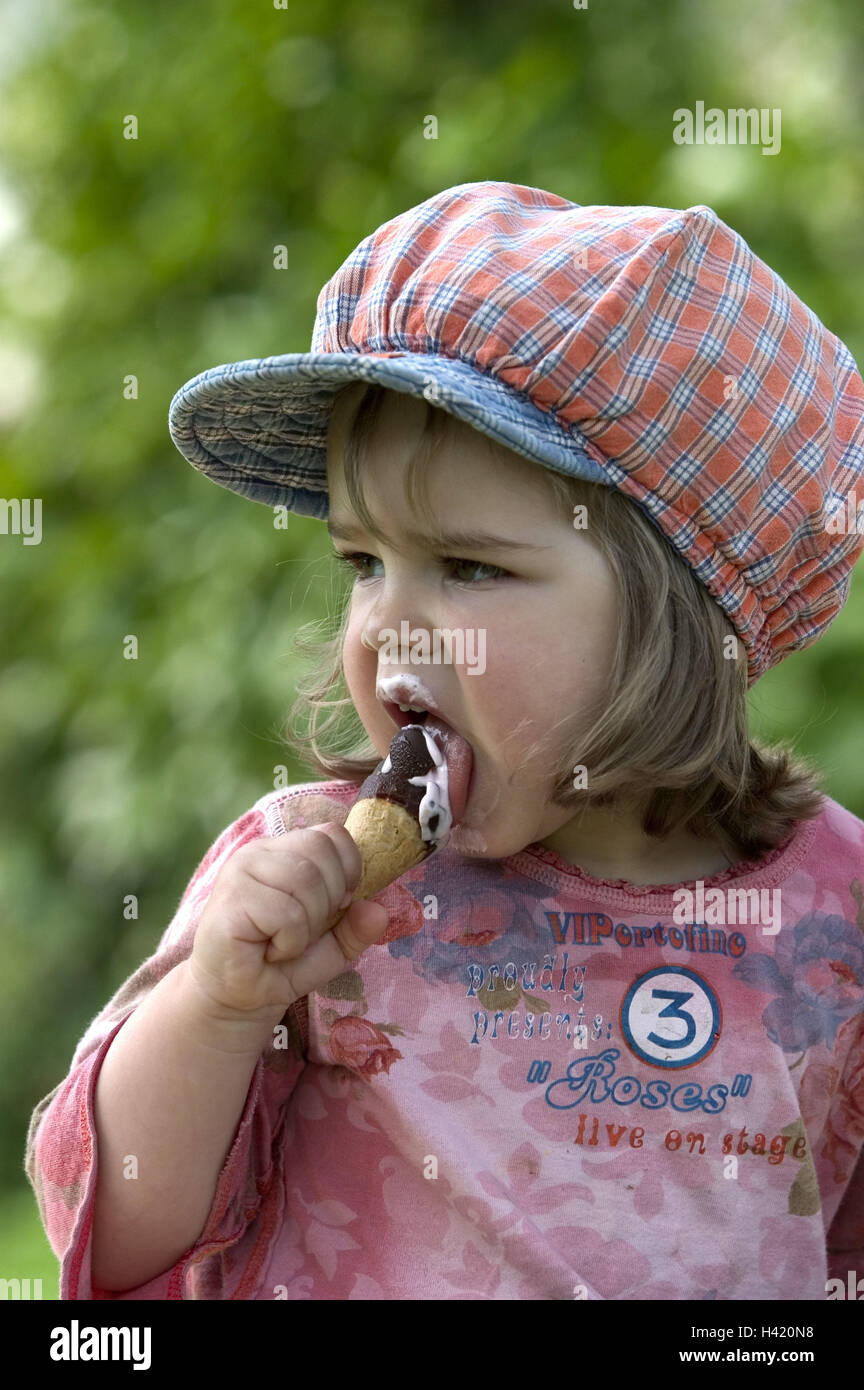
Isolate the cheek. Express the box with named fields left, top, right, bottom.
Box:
left=479, top=610, right=594, bottom=705
left=474, top=604, right=614, bottom=753
left=342, top=604, right=392, bottom=745
left=342, top=608, right=374, bottom=701
left=341, top=607, right=365, bottom=684
left=471, top=622, right=565, bottom=757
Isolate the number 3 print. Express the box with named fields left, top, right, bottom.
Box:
left=620, top=966, right=721, bottom=1068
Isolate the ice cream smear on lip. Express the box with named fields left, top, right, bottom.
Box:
left=376, top=671, right=438, bottom=714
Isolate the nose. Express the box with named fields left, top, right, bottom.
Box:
left=359, top=570, right=435, bottom=654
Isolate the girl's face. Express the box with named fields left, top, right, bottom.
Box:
left=325, top=388, right=620, bottom=860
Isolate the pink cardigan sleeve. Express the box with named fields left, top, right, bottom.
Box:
left=23, top=800, right=307, bottom=1300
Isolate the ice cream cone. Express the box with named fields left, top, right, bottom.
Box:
left=342, top=795, right=430, bottom=898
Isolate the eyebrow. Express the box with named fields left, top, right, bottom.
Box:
left=326, top=518, right=552, bottom=552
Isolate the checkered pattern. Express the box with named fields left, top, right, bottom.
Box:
left=168, top=180, right=864, bottom=684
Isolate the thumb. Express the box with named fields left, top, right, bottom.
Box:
left=344, top=897, right=389, bottom=940
left=329, top=897, right=390, bottom=960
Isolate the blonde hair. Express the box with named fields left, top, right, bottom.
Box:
left=285, top=381, right=826, bottom=863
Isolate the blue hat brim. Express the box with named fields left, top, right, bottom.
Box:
left=168, top=351, right=610, bottom=517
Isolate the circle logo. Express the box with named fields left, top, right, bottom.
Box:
left=620, top=966, right=721, bottom=1069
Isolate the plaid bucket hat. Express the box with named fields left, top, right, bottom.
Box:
left=168, top=180, right=864, bottom=687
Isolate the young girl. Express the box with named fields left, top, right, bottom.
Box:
left=26, top=182, right=864, bottom=1300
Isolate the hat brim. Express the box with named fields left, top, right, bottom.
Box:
left=168, top=350, right=611, bottom=516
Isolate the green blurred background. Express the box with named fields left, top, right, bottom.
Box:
left=1, top=0, right=863, bottom=1296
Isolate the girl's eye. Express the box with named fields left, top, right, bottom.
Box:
left=332, top=551, right=508, bottom=584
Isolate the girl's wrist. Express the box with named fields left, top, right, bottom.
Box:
left=173, top=958, right=287, bottom=1055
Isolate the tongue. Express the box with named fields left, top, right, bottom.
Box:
left=424, top=716, right=473, bottom=828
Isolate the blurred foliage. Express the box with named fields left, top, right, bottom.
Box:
left=1, top=0, right=863, bottom=1281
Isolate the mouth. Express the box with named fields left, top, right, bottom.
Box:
left=381, top=701, right=474, bottom=826
left=384, top=700, right=431, bottom=729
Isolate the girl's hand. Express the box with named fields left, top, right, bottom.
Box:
left=187, top=823, right=389, bottom=1019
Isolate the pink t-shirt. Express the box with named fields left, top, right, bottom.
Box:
left=25, top=781, right=864, bottom=1300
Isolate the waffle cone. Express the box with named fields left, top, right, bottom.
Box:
left=343, top=796, right=428, bottom=899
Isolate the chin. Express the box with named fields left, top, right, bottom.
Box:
left=447, top=824, right=491, bottom=855
left=447, top=820, right=536, bottom=860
